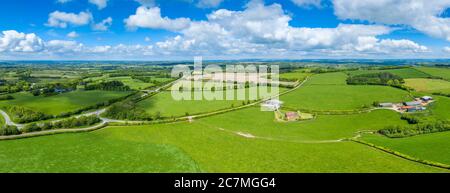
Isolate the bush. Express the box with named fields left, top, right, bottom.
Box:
left=22, top=123, right=42, bottom=133
left=379, top=121, right=450, bottom=138
left=7, top=106, right=53, bottom=123
left=401, top=114, right=421, bottom=124
left=19, top=115, right=102, bottom=134
left=347, top=72, right=404, bottom=86
left=103, top=101, right=152, bottom=121
left=0, top=95, right=14, bottom=101
left=0, top=125, right=20, bottom=136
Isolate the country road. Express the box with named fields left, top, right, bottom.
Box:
left=0, top=110, right=24, bottom=129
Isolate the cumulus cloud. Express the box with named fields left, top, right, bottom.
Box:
left=124, top=6, right=191, bottom=31
left=0, top=30, right=45, bottom=52
left=0, top=1, right=432, bottom=59
left=135, top=1, right=426, bottom=57
left=46, top=40, right=83, bottom=53
left=89, top=0, right=109, bottom=10
left=443, top=47, right=450, bottom=53
left=333, top=0, right=450, bottom=41
left=57, top=0, right=73, bottom=3
left=291, top=0, right=322, bottom=8
left=134, top=0, right=155, bottom=6
left=92, top=17, right=113, bottom=31
left=197, top=0, right=225, bottom=8
left=46, top=11, right=93, bottom=28
left=67, top=31, right=79, bottom=38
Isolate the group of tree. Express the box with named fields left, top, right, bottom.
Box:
left=0, top=95, right=14, bottom=101
left=401, top=114, right=421, bottom=124
left=0, top=80, right=31, bottom=94
left=379, top=121, right=450, bottom=138
left=7, top=106, right=53, bottom=123
left=22, top=115, right=101, bottom=133
left=346, top=72, right=407, bottom=89
left=85, top=81, right=131, bottom=91
left=103, top=101, right=156, bottom=121
left=30, top=82, right=77, bottom=97
left=0, top=125, right=20, bottom=136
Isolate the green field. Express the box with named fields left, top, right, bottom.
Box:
left=347, top=68, right=431, bottom=79
left=304, top=72, right=348, bottom=85
left=200, top=107, right=408, bottom=141
left=415, top=67, right=450, bottom=81
left=0, top=91, right=133, bottom=115
left=362, top=132, right=450, bottom=166
left=281, top=84, right=412, bottom=111
left=137, top=88, right=284, bottom=117
left=428, top=96, right=450, bottom=121
left=279, top=71, right=310, bottom=81
left=0, top=106, right=444, bottom=173
left=104, top=76, right=155, bottom=90
left=404, top=78, right=450, bottom=94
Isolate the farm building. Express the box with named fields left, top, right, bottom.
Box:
left=421, top=96, right=433, bottom=101
left=261, top=99, right=282, bottom=111
left=404, top=101, right=422, bottom=106
left=379, top=103, right=393, bottom=108
left=401, top=106, right=426, bottom=112
left=285, top=112, right=299, bottom=121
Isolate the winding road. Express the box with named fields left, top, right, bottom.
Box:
left=0, top=110, right=24, bottom=129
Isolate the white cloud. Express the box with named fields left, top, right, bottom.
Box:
left=145, top=37, right=151, bottom=42
left=333, top=0, right=450, bottom=41
left=291, top=0, right=322, bottom=8
left=0, top=30, right=45, bottom=52
left=57, top=0, right=73, bottom=3
left=197, top=0, right=224, bottom=8
left=89, top=0, right=109, bottom=10
left=46, top=40, right=83, bottom=53
left=0, top=1, right=433, bottom=59
left=134, top=0, right=155, bottom=7
left=67, top=31, right=79, bottom=38
left=92, top=17, right=113, bottom=31
left=46, top=11, right=93, bottom=28
left=443, top=47, right=450, bottom=53
left=147, top=0, right=429, bottom=57
left=124, top=6, right=191, bottom=31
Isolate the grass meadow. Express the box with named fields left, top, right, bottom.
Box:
left=0, top=106, right=444, bottom=173
left=362, top=132, right=450, bottom=166
left=404, top=78, right=450, bottom=94
left=137, top=87, right=286, bottom=117
left=281, top=84, right=412, bottom=111
left=0, top=90, right=133, bottom=115
left=104, top=76, right=155, bottom=90
left=415, top=67, right=450, bottom=81
left=279, top=71, right=310, bottom=81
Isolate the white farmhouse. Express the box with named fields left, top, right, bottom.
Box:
left=261, top=99, right=283, bottom=111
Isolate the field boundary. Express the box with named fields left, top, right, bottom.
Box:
left=0, top=122, right=108, bottom=141
left=351, top=138, right=450, bottom=170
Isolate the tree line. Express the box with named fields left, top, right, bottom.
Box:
left=22, top=115, right=101, bottom=133
left=85, top=81, right=131, bottom=91
left=379, top=121, right=450, bottom=138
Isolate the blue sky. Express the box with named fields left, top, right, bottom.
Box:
left=1, top=0, right=450, bottom=60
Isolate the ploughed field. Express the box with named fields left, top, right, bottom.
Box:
left=0, top=90, right=133, bottom=116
